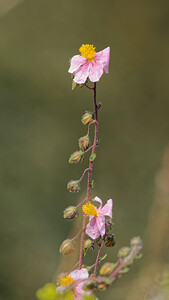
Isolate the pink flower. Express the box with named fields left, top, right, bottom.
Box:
left=56, top=268, right=91, bottom=299
left=68, top=44, right=110, bottom=84
left=82, top=197, right=113, bottom=240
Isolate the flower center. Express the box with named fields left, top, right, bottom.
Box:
left=79, top=44, right=96, bottom=60
left=60, top=275, right=74, bottom=287
left=82, top=201, right=98, bottom=217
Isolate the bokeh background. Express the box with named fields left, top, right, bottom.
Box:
left=0, top=0, right=169, bottom=299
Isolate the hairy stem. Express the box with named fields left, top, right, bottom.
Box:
left=79, top=83, right=98, bottom=269
left=94, top=238, right=105, bottom=277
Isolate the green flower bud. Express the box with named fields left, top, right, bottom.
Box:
left=63, top=206, right=77, bottom=220
left=69, top=151, right=83, bottom=164
left=99, top=262, right=117, bottom=276
left=79, top=135, right=89, bottom=151
left=67, top=180, right=80, bottom=192
left=104, top=235, right=116, bottom=247
left=130, top=236, right=142, bottom=247
left=84, top=239, right=93, bottom=250
left=59, top=239, right=74, bottom=256
left=81, top=111, right=93, bottom=125
left=117, top=247, right=130, bottom=259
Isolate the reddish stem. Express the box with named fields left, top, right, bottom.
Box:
left=79, top=83, right=98, bottom=269
left=93, top=238, right=105, bottom=277
left=78, top=168, right=90, bottom=183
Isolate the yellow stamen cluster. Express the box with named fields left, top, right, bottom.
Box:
left=60, top=275, right=74, bottom=287
left=79, top=44, right=96, bottom=60
left=82, top=201, right=98, bottom=217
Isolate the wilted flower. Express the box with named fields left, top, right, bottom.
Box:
left=56, top=268, right=91, bottom=299
left=68, top=44, right=110, bottom=84
left=104, top=235, right=116, bottom=247
left=82, top=196, right=113, bottom=239
left=81, top=111, right=93, bottom=125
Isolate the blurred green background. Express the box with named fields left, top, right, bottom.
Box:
left=0, top=0, right=169, bottom=299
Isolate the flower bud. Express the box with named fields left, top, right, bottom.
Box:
left=130, top=236, right=142, bottom=248
left=117, top=247, right=130, bottom=259
left=84, top=239, right=93, bottom=250
left=63, top=206, right=77, bottom=220
left=104, top=235, right=116, bottom=247
left=97, top=278, right=111, bottom=291
left=69, top=151, right=83, bottom=164
left=59, top=239, right=74, bottom=256
left=81, top=111, right=93, bottom=125
left=83, top=280, right=98, bottom=290
left=79, top=135, right=89, bottom=151
left=99, top=262, right=117, bottom=276
left=67, top=180, right=80, bottom=192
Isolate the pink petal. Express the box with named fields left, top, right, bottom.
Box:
left=93, top=196, right=102, bottom=209
left=75, top=283, right=91, bottom=299
left=68, top=55, right=86, bottom=74
left=95, top=47, right=110, bottom=73
left=101, top=199, right=113, bottom=219
left=70, top=268, right=89, bottom=281
left=86, top=216, right=100, bottom=239
left=89, top=60, right=103, bottom=82
left=73, top=63, right=90, bottom=84
left=96, top=215, right=106, bottom=237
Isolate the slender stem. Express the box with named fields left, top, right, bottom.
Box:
left=109, top=245, right=142, bottom=281
left=93, top=238, right=105, bottom=277
left=79, top=82, right=98, bottom=269
left=83, top=144, right=94, bottom=154
left=87, top=120, right=97, bottom=136
left=71, top=229, right=82, bottom=242
left=78, top=168, right=90, bottom=183
left=84, top=83, right=94, bottom=90
left=76, top=197, right=87, bottom=209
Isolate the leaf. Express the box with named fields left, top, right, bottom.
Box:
left=134, top=253, right=143, bottom=260
left=100, top=254, right=107, bottom=262
left=89, top=154, right=96, bottom=162
left=120, top=267, right=130, bottom=274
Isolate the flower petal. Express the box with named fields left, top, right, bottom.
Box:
left=96, top=215, right=106, bottom=237
left=75, top=283, right=91, bottom=299
left=93, top=196, right=102, bottom=209
left=70, top=268, right=89, bottom=281
left=86, top=216, right=100, bottom=239
left=68, top=55, right=86, bottom=74
left=89, top=60, right=103, bottom=82
left=101, top=199, right=113, bottom=219
left=73, top=63, right=90, bottom=84
left=95, top=46, right=110, bottom=73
